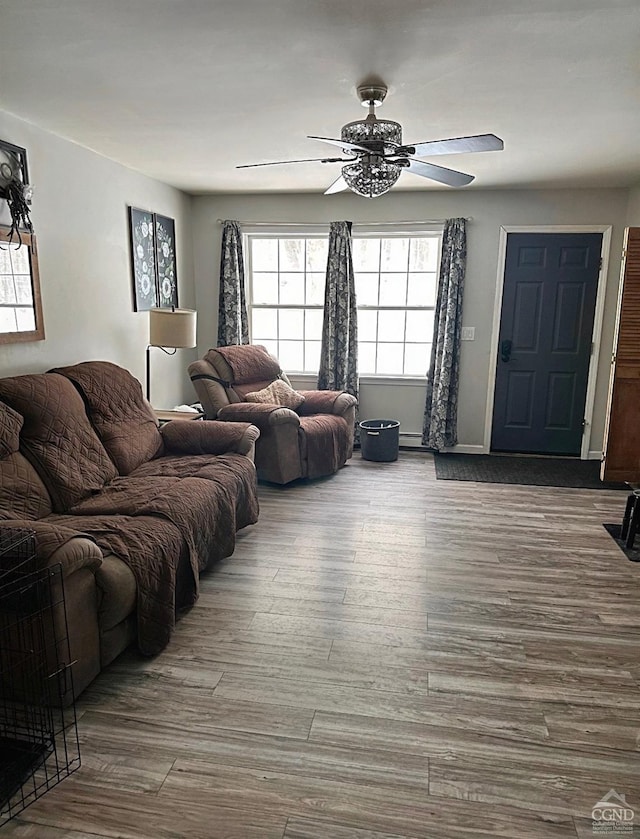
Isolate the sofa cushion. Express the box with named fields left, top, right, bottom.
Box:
left=0, top=401, right=22, bottom=459
left=0, top=403, right=53, bottom=520
left=0, top=373, right=117, bottom=512
left=52, top=361, right=164, bottom=475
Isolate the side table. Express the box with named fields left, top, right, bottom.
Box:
left=154, top=409, right=205, bottom=425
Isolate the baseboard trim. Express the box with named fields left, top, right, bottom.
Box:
left=441, top=444, right=486, bottom=455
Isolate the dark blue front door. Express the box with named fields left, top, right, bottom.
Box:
left=491, top=232, right=602, bottom=456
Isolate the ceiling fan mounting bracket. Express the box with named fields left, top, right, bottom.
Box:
left=357, top=84, right=388, bottom=108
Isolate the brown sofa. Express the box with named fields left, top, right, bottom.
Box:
left=0, top=361, right=260, bottom=701
left=189, top=345, right=357, bottom=484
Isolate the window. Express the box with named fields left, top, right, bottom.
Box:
left=247, top=228, right=441, bottom=377
left=247, top=234, right=328, bottom=373
left=353, top=233, right=440, bottom=376
left=0, top=226, right=45, bottom=344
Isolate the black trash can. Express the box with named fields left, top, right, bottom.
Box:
left=359, top=419, right=400, bottom=462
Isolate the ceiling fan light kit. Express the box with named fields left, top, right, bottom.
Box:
left=238, top=82, right=504, bottom=198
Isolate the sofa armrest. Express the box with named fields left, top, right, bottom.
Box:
left=217, top=402, right=300, bottom=432
left=298, top=390, right=358, bottom=417
left=160, top=419, right=260, bottom=457
left=0, top=521, right=102, bottom=579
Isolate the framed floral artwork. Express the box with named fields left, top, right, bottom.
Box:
left=154, top=214, right=178, bottom=308
left=128, top=207, right=158, bottom=311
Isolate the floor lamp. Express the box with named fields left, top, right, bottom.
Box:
left=146, top=307, right=197, bottom=403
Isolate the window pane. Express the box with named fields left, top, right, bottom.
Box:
left=304, top=340, right=321, bottom=373
left=258, top=339, right=278, bottom=359
left=279, top=340, right=304, bottom=371
left=306, top=239, right=328, bottom=271
left=280, top=272, right=305, bottom=304
left=377, top=309, right=405, bottom=342
left=404, top=343, right=430, bottom=376
left=252, top=272, right=278, bottom=304
left=8, top=244, right=29, bottom=274
left=0, top=250, right=12, bottom=274
left=252, top=308, right=277, bottom=340
left=358, top=342, right=377, bottom=375
left=13, top=276, right=33, bottom=305
left=409, top=237, right=439, bottom=272
left=279, top=239, right=304, bottom=271
left=306, top=272, right=325, bottom=305
left=407, top=272, right=437, bottom=306
left=0, top=309, right=17, bottom=331
left=279, top=308, right=304, bottom=339
left=358, top=309, right=377, bottom=342
left=379, top=273, right=408, bottom=306
left=15, top=307, right=35, bottom=331
left=406, top=310, right=434, bottom=343
left=355, top=272, right=379, bottom=306
left=0, top=277, right=17, bottom=304
left=304, top=308, right=324, bottom=340
left=252, top=239, right=278, bottom=271
left=377, top=343, right=404, bottom=375
left=353, top=238, right=380, bottom=271
left=381, top=238, right=409, bottom=271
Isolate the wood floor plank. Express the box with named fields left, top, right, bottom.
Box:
left=159, top=759, right=578, bottom=839
left=428, top=757, right=638, bottom=819
left=76, top=712, right=430, bottom=792
left=213, top=673, right=549, bottom=741
left=9, top=781, right=287, bottom=839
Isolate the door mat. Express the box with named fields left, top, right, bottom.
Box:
left=433, top=453, right=628, bottom=490
left=603, top=523, right=640, bottom=563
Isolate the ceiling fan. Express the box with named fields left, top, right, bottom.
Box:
left=237, top=83, right=504, bottom=198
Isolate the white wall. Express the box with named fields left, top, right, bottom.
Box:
left=193, top=188, right=629, bottom=453
left=627, top=185, right=640, bottom=225
left=0, top=110, right=196, bottom=408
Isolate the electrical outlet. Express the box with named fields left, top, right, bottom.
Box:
left=461, top=326, right=475, bottom=341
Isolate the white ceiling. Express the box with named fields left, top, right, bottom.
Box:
left=1, top=0, right=639, bottom=194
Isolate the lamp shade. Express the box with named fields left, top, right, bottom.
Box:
left=149, top=308, right=197, bottom=348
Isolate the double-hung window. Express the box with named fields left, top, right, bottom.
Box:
left=353, top=231, right=441, bottom=376
left=247, top=232, right=328, bottom=374
left=246, top=227, right=441, bottom=378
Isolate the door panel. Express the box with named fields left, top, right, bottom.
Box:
left=601, top=227, right=640, bottom=482
left=492, top=232, right=601, bottom=455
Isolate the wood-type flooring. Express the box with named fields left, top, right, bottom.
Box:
left=3, top=452, right=639, bottom=838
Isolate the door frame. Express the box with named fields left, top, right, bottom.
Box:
left=483, top=225, right=612, bottom=460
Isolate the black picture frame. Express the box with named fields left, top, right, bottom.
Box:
left=154, top=214, right=178, bottom=308
left=128, top=207, right=158, bottom=311
left=0, top=139, right=31, bottom=232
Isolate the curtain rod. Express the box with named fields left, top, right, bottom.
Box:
left=216, top=218, right=472, bottom=226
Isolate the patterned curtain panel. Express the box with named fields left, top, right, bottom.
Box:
left=422, top=217, right=467, bottom=450
left=217, top=220, right=249, bottom=347
left=318, top=221, right=359, bottom=400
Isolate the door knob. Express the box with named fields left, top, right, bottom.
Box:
left=500, top=339, right=512, bottom=363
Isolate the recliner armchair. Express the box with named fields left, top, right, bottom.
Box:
left=189, top=345, right=357, bottom=484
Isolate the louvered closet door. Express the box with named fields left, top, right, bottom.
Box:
left=601, top=227, right=640, bottom=483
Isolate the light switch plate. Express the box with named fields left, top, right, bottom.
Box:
left=461, top=326, right=475, bottom=341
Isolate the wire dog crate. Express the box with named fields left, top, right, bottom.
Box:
left=0, top=527, right=81, bottom=826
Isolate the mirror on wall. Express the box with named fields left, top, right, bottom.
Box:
left=0, top=225, right=44, bottom=344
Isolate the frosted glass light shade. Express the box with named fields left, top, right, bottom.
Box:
left=149, top=308, right=197, bottom=348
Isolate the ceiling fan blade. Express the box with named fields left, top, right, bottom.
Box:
left=308, top=136, right=372, bottom=154
left=405, top=134, right=504, bottom=157
left=324, top=175, right=349, bottom=195
left=406, top=159, right=474, bottom=187
left=236, top=157, right=347, bottom=169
